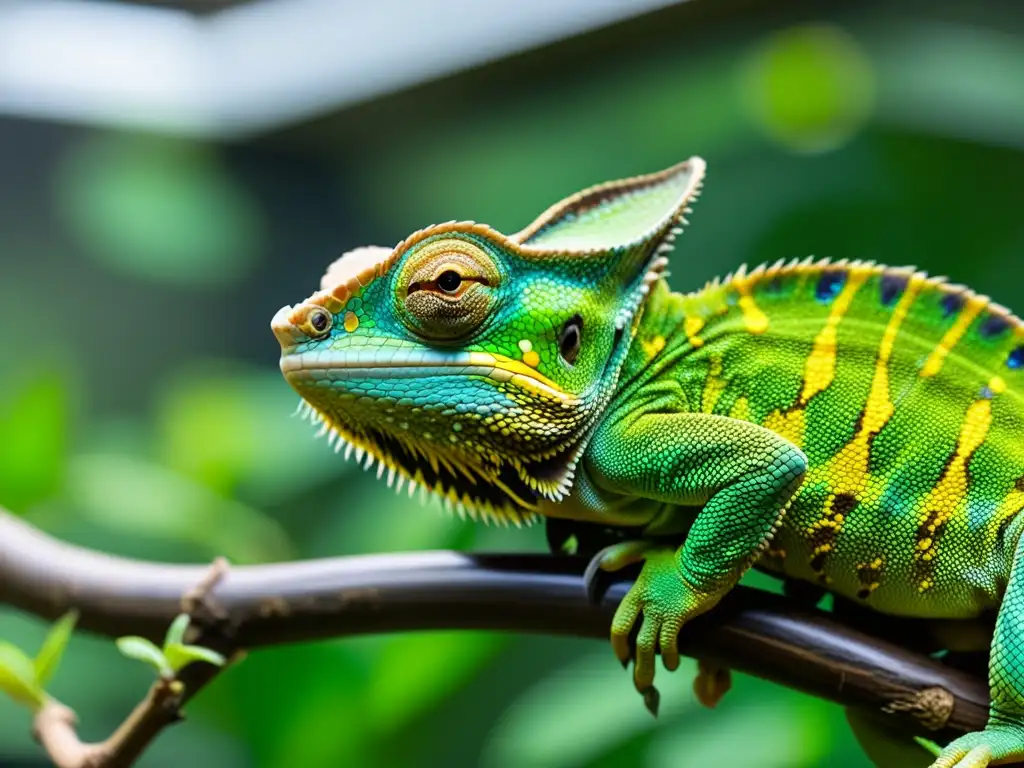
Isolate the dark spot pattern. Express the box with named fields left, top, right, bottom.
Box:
left=941, top=292, right=965, bottom=318
left=856, top=559, right=883, bottom=601
left=815, top=270, right=846, bottom=303
left=879, top=273, right=908, bottom=307
left=807, top=494, right=858, bottom=580
left=979, top=313, right=1011, bottom=339
left=833, top=493, right=858, bottom=517
left=1009, top=346, right=1024, bottom=370
left=809, top=552, right=827, bottom=576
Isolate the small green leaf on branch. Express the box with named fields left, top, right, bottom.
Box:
left=164, top=613, right=191, bottom=647
left=34, top=610, right=78, bottom=687
left=0, top=641, right=45, bottom=710
left=116, top=636, right=174, bottom=679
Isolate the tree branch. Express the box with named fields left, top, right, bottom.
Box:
left=32, top=677, right=190, bottom=768
left=12, top=547, right=233, bottom=768
left=0, top=507, right=994, bottom=754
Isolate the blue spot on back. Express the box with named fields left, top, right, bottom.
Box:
left=941, top=292, right=965, bottom=318
left=1008, top=346, right=1024, bottom=370
left=816, top=270, right=846, bottom=303
left=879, top=273, right=908, bottom=307
left=979, top=313, right=1011, bottom=339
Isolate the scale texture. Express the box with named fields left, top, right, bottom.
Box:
left=272, top=158, right=1024, bottom=768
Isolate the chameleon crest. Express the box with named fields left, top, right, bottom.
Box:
left=272, top=158, right=705, bottom=524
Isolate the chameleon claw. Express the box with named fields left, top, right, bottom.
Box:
left=641, top=685, right=660, bottom=718
left=583, top=544, right=620, bottom=605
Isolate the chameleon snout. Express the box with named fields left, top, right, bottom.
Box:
left=271, top=304, right=330, bottom=349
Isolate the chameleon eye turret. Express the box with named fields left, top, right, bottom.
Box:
left=397, top=236, right=501, bottom=341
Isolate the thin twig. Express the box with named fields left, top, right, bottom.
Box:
left=25, top=557, right=234, bottom=768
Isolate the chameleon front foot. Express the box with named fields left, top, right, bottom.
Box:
left=930, top=723, right=1024, bottom=768
left=602, top=544, right=718, bottom=698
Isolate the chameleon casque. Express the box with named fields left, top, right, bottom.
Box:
left=272, top=157, right=1024, bottom=767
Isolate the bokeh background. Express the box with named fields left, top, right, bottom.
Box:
left=2, top=0, right=1024, bottom=765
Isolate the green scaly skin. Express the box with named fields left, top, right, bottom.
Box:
left=272, top=158, right=1024, bottom=768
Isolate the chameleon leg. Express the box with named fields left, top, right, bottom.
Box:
left=930, top=532, right=1024, bottom=768
left=588, top=412, right=807, bottom=696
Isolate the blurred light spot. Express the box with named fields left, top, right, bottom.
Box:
left=155, top=363, right=348, bottom=501
left=0, top=372, right=68, bottom=512
left=740, top=24, right=874, bottom=154
left=55, top=135, right=261, bottom=287
left=68, top=452, right=293, bottom=563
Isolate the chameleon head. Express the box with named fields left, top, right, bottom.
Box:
left=272, top=157, right=705, bottom=523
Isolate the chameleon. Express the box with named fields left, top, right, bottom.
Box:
left=271, top=157, right=1024, bottom=768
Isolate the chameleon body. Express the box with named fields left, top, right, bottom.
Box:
left=272, top=158, right=1024, bottom=767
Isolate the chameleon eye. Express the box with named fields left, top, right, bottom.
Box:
left=558, top=315, right=583, bottom=365
left=437, top=270, right=463, bottom=294
left=398, top=238, right=501, bottom=341
left=302, top=307, right=333, bottom=338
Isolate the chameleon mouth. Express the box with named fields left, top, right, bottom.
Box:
left=280, top=348, right=576, bottom=405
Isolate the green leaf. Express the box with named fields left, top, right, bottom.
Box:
left=0, top=641, right=44, bottom=710
left=164, top=643, right=226, bottom=674
left=116, top=636, right=172, bottom=678
left=34, top=611, right=78, bottom=687
left=164, top=614, right=191, bottom=648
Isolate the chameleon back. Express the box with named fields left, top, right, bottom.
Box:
left=630, top=260, right=1024, bottom=616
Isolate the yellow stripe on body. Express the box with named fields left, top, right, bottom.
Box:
left=801, top=273, right=922, bottom=577
left=800, top=269, right=871, bottom=402
left=684, top=316, right=705, bottom=347
left=701, top=354, right=728, bottom=414
left=733, top=279, right=769, bottom=335
left=762, top=268, right=873, bottom=451
left=913, top=397, right=994, bottom=591
left=730, top=396, right=750, bottom=421
left=920, top=295, right=987, bottom=377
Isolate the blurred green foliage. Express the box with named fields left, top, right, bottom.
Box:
left=2, top=5, right=1024, bottom=767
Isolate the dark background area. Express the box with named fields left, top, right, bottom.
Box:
left=2, top=0, right=1023, bottom=765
